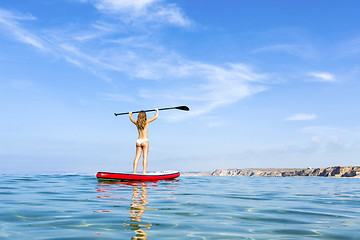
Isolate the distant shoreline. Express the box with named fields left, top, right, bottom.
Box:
left=182, top=166, right=360, bottom=178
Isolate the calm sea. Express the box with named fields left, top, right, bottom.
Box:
left=0, top=174, right=359, bottom=239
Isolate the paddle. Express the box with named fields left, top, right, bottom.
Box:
left=114, top=105, right=190, bottom=116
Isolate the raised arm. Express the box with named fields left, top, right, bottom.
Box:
left=129, top=112, right=137, bottom=125
left=147, top=109, right=159, bottom=123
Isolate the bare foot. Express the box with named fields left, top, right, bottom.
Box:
left=143, top=171, right=148, bottom=174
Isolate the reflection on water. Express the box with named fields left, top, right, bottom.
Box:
left=96, top=180, right=175, bottom=239
left=127, top=183, right=153, bottom=240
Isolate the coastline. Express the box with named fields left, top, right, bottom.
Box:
left=182, top=166, right=360, bottom=178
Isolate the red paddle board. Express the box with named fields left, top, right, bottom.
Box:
left=96, top=171, right=180, bottom=181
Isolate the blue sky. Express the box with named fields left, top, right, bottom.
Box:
left=1, top=0, right=360, bottom=174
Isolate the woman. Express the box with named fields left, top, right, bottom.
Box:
left=129, top=109, right=159, bottom=174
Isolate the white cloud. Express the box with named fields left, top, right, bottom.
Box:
left=336, top=35, right=360, bottom=57
left=250, top=27, right=320, bottom=60
left=253, top=43, right=317, bottom=59
left=0, top=8, right=35, bottom=22
left=94, top=0, right=157, bottom=12
left=0, top=8, right=46, bottom=51
left=0, top=6, right=266, bottom=119
left=137, top=62, right=267, bottom=119
left=302, top=126, right=360, bottom=152
left=285, top=113, right=317, bottom=121
left=308, top=72, right=335, bottom=82
left=302, top=126, right=349, bottom=136
left=208, top=121, right=226, bottom=128
left=327, top=137, right=344, bottom=148
left=311, top=136, right=322, bottom=143
left=92, top=0, right=191, bottom=27
left=155, top=4, right=190, bottom=26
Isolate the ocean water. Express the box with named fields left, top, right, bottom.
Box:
left=0, top=174, right=359, bottom=239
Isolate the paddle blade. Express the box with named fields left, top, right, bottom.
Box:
left=176, top=106, right=190, bottom=111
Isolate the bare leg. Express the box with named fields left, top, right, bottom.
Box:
left=133, top=144, right=142, bottom=174
left=142, top=141, right=149, bottom=174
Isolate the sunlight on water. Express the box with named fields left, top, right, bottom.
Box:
left=0, top=174, right=359, bottom=239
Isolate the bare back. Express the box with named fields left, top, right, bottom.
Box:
left=137, top=124, right=149, bottom=139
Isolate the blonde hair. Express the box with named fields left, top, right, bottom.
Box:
left=136, top=111, right=147, bottom=130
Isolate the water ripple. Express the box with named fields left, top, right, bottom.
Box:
left=0, top=174, right=359, bottom=239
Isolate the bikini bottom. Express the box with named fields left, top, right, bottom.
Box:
left=136, top=139, right=149, bottom=145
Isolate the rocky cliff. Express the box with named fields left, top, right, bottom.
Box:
left=210, top=166, right=360, bottom=177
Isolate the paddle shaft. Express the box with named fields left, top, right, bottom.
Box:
left=114, top=106, right=189, bottom=116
